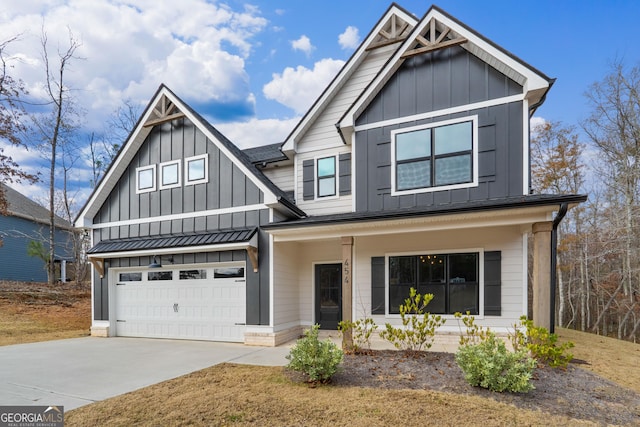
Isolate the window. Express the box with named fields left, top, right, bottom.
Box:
left=119, top=272, right=142, bottom=282
left=159, top=160, right=181, bottom=190
left=316, top=156, right=336, bottom=197
left=392, top=117, right=477, bottom=194
left=214, top=267, right=244, bottom=279
left=185, top=154, right=208, bottom=185
left=148, top=271, right=173, bottom=281
left=179, top=269, right=207, bottom=280
left=388, top=252, right=479, bottom=315
left=136, top=165, right=156, bottom=194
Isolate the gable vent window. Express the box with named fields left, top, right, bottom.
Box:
left=136, top=165, right=156, bottom=194
left=185, top=154, right=208, bottom=186
left=392, top=116, right=477, bottom=195
left=159, top=160, right=181, bottom=190
left=317, top=156, right=337, bottom=198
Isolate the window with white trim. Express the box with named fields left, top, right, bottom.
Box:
left=316, top=156, right=336, bottom=197
left=159, top=160, right=181, bottom=190
left=185, top=154, right=208, bottom=185
left=388, top=252, right=479, bottom=315
left=136, top=165, right=156, bottom=194
left=392, top=117, right=477, bottom=194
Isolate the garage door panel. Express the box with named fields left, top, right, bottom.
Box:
left=114, top=264, right=246, bottom=342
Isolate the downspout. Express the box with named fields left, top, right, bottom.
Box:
left=550, top=202, right=568, bottom=333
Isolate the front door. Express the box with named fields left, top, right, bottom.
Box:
left=315, top=263, right=342, bottom=330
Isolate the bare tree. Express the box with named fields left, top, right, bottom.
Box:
left=0, top=35, right=37, bottom=214
left=30, top=27, right=82, bottom=285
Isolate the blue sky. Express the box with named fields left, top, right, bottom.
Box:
left=1, top=0, right=639, bottom=207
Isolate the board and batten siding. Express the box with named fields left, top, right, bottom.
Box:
left=354, top=45, right=524, bottom=213
left=93, top=118, right=264, bottom=240
left=353, top=225, right=525, bottom=330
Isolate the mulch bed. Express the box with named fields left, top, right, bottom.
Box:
left=330, top=350, right=640, bottom=426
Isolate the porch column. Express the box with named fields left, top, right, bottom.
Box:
left=532, top=222, right=553, bottom=330
left=341, top=236, right=353, bottom=349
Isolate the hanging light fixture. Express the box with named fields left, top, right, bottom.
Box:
left=148, top=255, right=162, bottom=268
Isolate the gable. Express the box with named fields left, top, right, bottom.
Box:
left=77, top=85, right=303, bottom=228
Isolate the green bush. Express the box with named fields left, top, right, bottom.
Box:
left=286, top=324, right=343, bottom=384
left=338, top=317, right=378, bottom=353
left=380, top=288, right=444, bottom=352
left=455, top=332, right=536, bottom=393
left=454, top=311, right=490, bottom=346
left=510, top=316, right=574, bottom=368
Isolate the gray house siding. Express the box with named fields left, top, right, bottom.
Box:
left=354, top=46, right=524, bottom=213
left=0, top=215, right=73, bottom=282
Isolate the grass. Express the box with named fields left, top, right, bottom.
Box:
left=0, top=282, right=91, bottom=346
left=558, top=327, right=640, bottom=394
left=65, top=363, right=590, bottom=427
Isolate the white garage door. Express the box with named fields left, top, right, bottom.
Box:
left=113, top=264, right=246, bottom=342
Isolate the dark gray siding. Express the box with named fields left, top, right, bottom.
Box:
left=354, top=46, right=524, bottom=212
left=93, top=118, right=264, bottom=239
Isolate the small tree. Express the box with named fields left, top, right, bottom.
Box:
left=286, top=324, right=343, bottom=384
left=27, top=240, right=51, bottom=282
left=380, top=288, right=444, bottom=353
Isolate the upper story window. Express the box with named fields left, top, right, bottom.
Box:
left=185, top=154, right=208, bottom=186
left=316, top=156, right=336, bottom=198
left=159, top=160, right=181, bottom=190
left=391, top=116, right=478, bottom=195
left=136, top=165, right=156, bottom=194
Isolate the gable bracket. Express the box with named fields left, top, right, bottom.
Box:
left=144, top=94, right=186, bottom=127
left=366, top=15, right=412, bottom=51
left=401, top=17, right=468, bottom=59
left=89, top=257, right=105, bottom=278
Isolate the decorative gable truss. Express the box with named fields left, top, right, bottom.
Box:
left=143, top=94, right=185, bottom=128
left=400, top=17, right=468, bottom=58
left=366, top=13, right=413, bottom=51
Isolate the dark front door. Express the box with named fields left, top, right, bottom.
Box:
left=315, top=263, right=342, bottom=330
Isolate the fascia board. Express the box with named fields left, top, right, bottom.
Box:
left=281, top=6, right=418, bottom=153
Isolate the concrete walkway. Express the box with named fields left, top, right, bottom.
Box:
left=0, top=337, right=291, bottom=411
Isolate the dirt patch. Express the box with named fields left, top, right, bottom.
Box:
left=329, top=350, right=640, bottom=426
left=0, top=280, right=91, bottom=346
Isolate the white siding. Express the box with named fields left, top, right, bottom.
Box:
left=353, top=225, right=526, bottom=332
left=263, top=165, right=294, bottom=193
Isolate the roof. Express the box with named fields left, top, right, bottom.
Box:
left=243, top=143, right=288, bottom=165
left=87, top=228, right=257, bottom=254
left=1, top=183, right=72, bottom=230
left=263, top=194, right=588, bottom=230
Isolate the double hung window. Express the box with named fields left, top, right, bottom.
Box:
left=317, top=156, right=336, bottom=197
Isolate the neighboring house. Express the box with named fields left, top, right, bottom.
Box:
left=76, top=4, right=586, bottom=345
left=0, top=184, right=74, bottom=282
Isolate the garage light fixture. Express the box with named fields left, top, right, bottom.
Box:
left=148, top=255, right=174, bottom=268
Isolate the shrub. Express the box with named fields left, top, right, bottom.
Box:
left=510, top=316, right=574, bottom=368
left=454, top=311, right=490, bottom=346
left=286, top=324, right=343, bottom=384
left=380, top=288, right=444, bottom=353
left=455, top=332, right=536, bottom=393
left=338, top=317, right=378, bottom=353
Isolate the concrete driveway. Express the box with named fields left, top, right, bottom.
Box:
left=0, top=337, right=291, bottom=410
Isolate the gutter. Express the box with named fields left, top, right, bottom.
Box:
left=549, top=202, right=568, bottom=333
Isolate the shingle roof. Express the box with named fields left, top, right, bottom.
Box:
left=243, top=143, right=288, bottom=165
left=1, top=183, right=72, bottom=229
left=87, top=228, right=257, bottom=254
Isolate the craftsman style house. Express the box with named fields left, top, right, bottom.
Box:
left=76, top=4, right=586, bottom=345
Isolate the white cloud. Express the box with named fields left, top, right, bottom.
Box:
left=291, top=35, right=313, bottom=56
left=216, top=117, right=300, bottom=149
left=338, top=26, right=359, bottom=50
left=263, top=58, right=344, bottom=114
